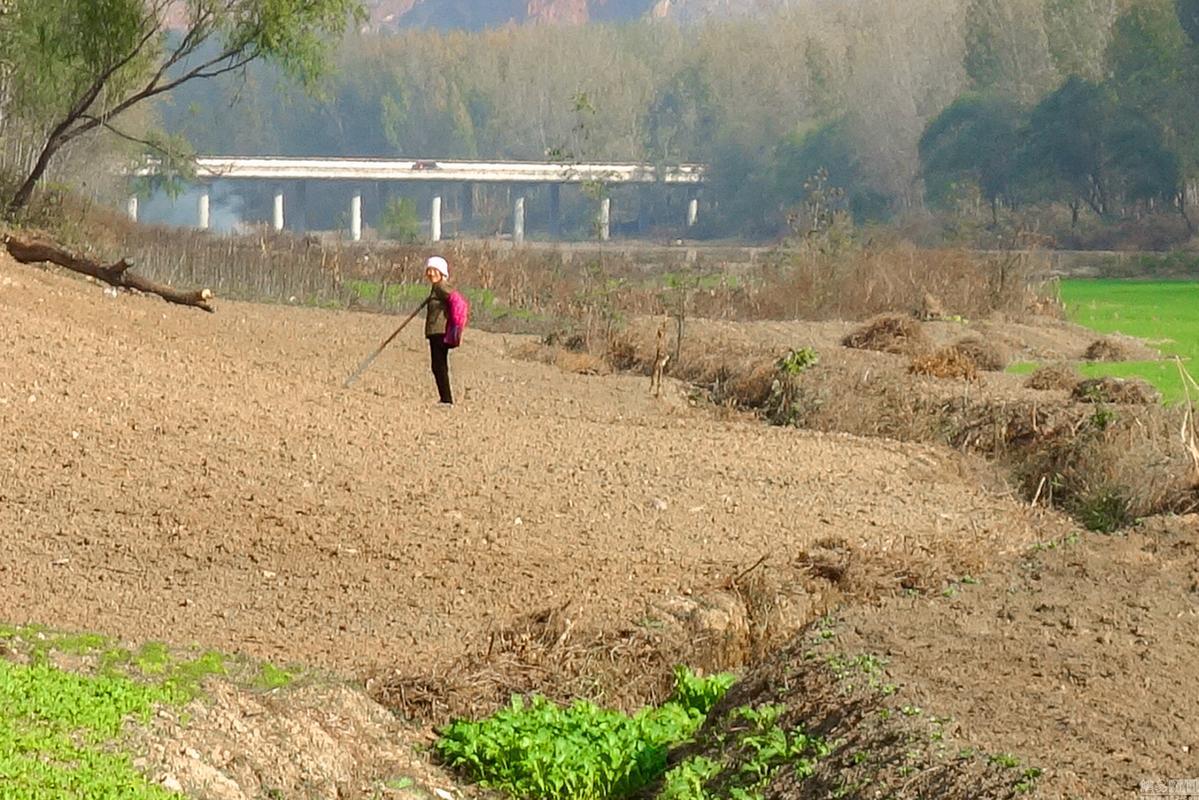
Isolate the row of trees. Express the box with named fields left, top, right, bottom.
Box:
left=918, top=0, right=1199, bottom=242
left=159, top=0, right=969, bottom=236
left=163, top=0, right=1173, bottom=240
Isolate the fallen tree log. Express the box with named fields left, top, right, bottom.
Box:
left=3, top=234, right=215, bottom=312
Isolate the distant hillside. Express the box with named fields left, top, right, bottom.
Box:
left=363, top=0, right=793, bottom=29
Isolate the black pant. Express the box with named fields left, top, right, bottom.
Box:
left=428, top=335, right=453, bottom=404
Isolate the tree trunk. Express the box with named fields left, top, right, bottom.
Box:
left=1181, top=186, right=1195, bottom=236
left=3, top=125, right=68, bottom=220
left=3, top=235, right=215, bottom=312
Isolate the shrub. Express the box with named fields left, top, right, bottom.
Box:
left=377, top=198, right=423, bottom=243
left=1083, top=337, right=1133, bottom=362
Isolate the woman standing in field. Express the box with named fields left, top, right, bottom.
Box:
left=424, top=256, right=455, bottom=405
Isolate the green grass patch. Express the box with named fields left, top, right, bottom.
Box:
left=0, top=658, right=179, bottom=799
left=348, top=280, right=431, bottom=307
left=1057, top=279, right=1199, bottom=403
left=0, top=623, right=311, bottom=799
left=659, top=703, right=829, bottom=800
left=254, top=662, right=294, bottom=691
left=435, top=667, right=736, bottom=800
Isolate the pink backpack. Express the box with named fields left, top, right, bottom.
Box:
left=444, top=290, right=470, bottom=348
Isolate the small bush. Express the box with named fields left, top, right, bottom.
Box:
left=377, top=198, right=423, bottom=243
left=1075, top=487, right=1134, bottom=533
left=1083, top=337, right=1133, bottom=362
left=777, top=347, right=820, bottom=376
left=842, top=314, right=930, bottom=355
left=1026, top=363, right=1081, bottom=391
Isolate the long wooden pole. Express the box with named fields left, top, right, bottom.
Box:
left=343, top=299, right=427, bottom=388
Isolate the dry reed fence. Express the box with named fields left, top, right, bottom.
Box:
left=99, top=226, right=1053, bottom=332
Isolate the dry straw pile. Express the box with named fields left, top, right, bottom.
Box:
left=1026, top=363, right=1082, bottom=391
left=908, top=347, right=980, bottom=380
left=841, top=314, right=930, bottom=355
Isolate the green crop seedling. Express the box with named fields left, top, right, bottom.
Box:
left=436, top=668, right=735, bottom=800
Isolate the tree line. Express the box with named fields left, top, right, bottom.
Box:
left=3, top=0, right=1196, bottom=247
left=921, top=0, right=1199, bottom=247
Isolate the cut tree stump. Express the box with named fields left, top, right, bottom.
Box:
left=3, top=234, right=214, bottom=312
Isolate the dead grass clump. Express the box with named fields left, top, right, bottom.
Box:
left=718, top=358, right=779, bottom=409
left=512, top=341, right=609, bottom=375
left=1072, top=377, right=1161, bottom=405
left=604, top=333, right=640, bottom=372
left=841, top=314, right=930, bottom=355
left=370, top=603, right=678, bottom=723
left=1026, top=362, right=1082, bottom=391
left=371, top=568, right=802, bottom=724
left=1012, top=407, right=1198, bottom=530
left=952, top=335, right=1008, bottom=371
left=908, top=346, right=979, bottom=381
left=1084, top=337, right=1133, bottom=362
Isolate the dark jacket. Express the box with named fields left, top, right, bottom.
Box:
left=425, top=280, right=452, bottom=337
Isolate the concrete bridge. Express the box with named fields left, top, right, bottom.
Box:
left=131, top=156, right=707, bottom=242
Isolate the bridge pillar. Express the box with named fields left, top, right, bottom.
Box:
left=548, top=184, right=561, bottom=239
left=351, top=191, right=363, bottom=242
left=272, top=190, right=284, bottom=232
left=431, top=195, right=442, bottom=243
left=126, top=195, right=138, bottom=222
left=197, top=189, right=211, bottom=230
left=461, top=184, right=474, bottom=230
left=599, top=196, right=611, bottom=241
left=513, top=195, right=526, bottom=244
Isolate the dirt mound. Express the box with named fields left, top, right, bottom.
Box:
left=908, top=346, right=979, bottom=380
left=818, top=519, right=1199, bottom=799
left=841, top=313, right=930, bottom=355
left=953, top=335, right=1009, bottom=371
left=659, top=623, right=1036, bottom=800
left=139, top=680, right=434, bottom=800
left=658, top=518, right=1199, bottom=800
left=1084, top=336, right=1134, bottom=361
left=1025, top=363, right=1081, bottom=391
left=1072, top=376, right=1161, bottom=404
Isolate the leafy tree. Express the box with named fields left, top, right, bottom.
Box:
left=775, top=118, right=890, bottom=224
left=1105, top=109, right=1179, bottom=206
left=2, top=0, right=363, bottom=219
left=642, top=66, right=713, bottom=166
left=919, top=92, right=1024, bottom=222
left=1021, top=76, right=1114, bottom=216
left=1107, top=0, right=1194, bottom=226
